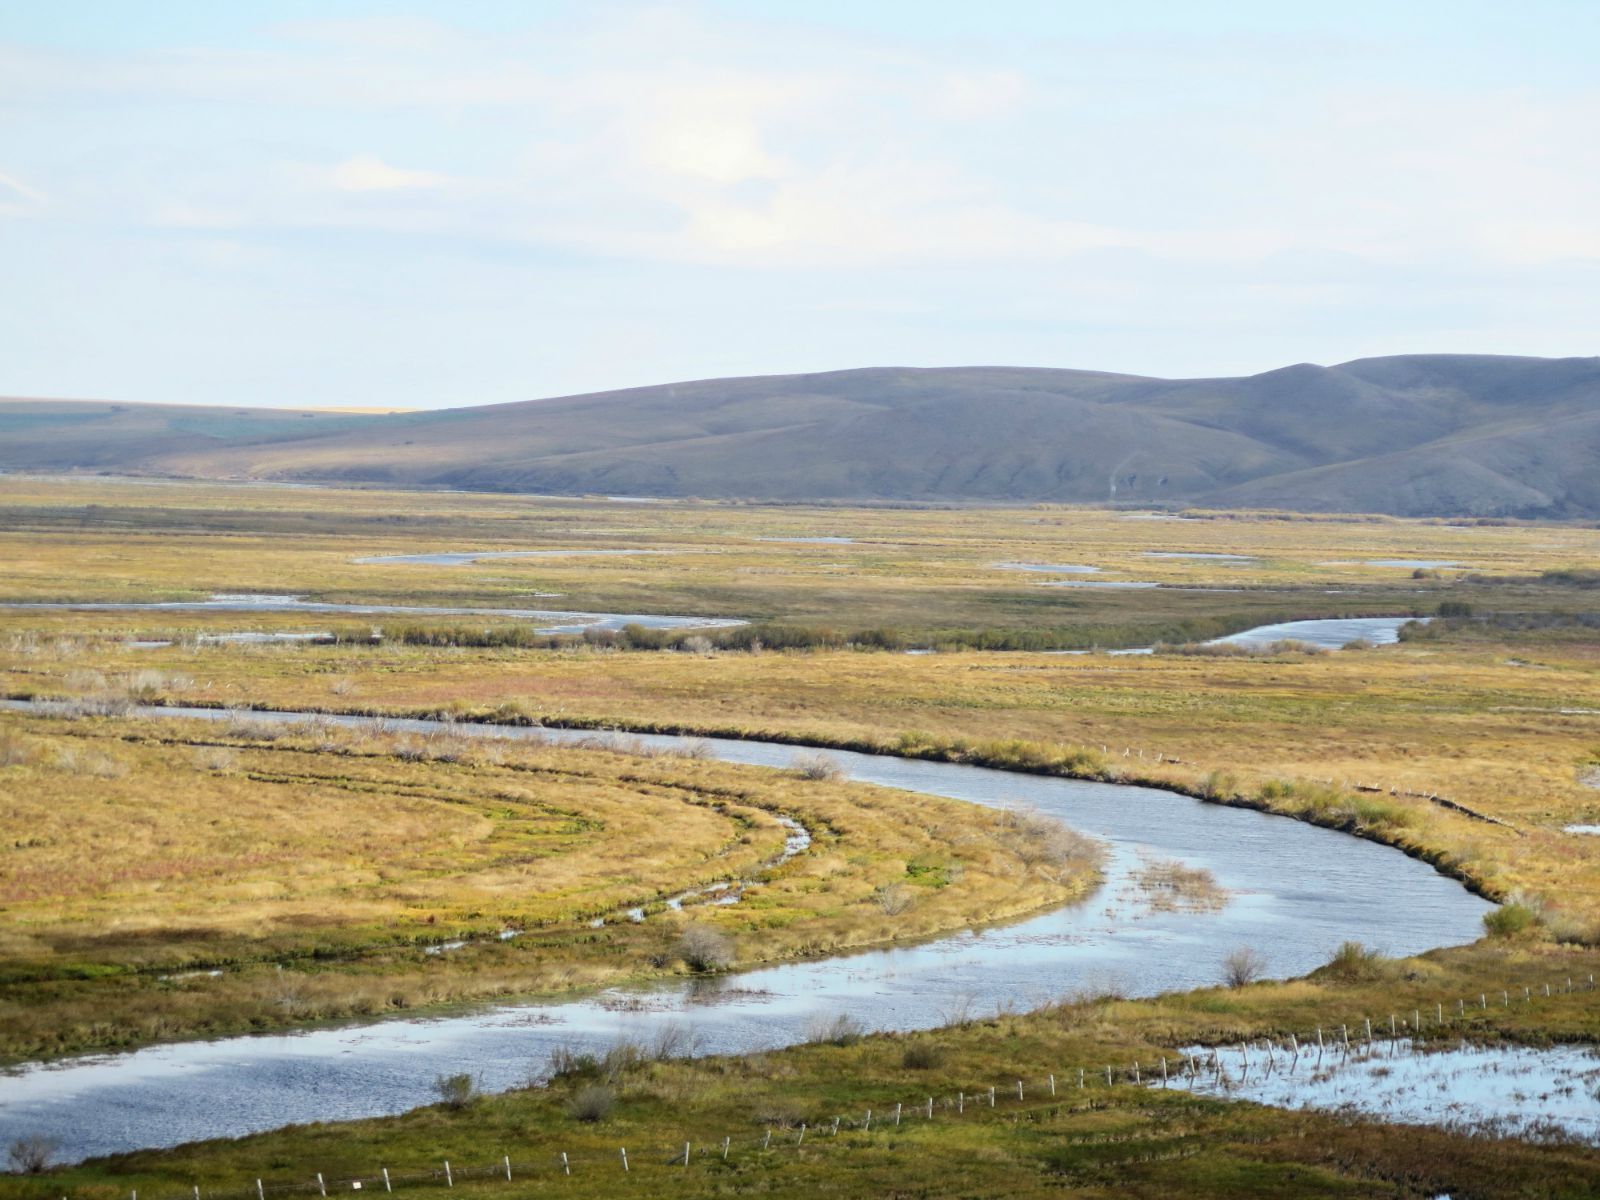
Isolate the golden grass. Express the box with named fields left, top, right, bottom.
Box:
left=0, top=715, right=1097, bottom=1060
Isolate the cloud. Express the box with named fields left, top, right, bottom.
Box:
left=0, top=171, right=47, bottom=216
left=329, top=154, right=451, bottom=193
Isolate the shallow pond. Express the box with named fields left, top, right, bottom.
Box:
left=1178, top=1038, right=1600, bottom=1144
left=0, top=701, right=1490, bottom=1163
left=0, top=594, right=742, bottom=635
left=994, top=562, right=1102, bottom=574
left=1209, top=616, right=1422, bottom=651
left=1041, top=580, right=1160, bottom=589
left=1141, top=552, right=1255, bottom=561
left=354, top=550, right=676, bottom=566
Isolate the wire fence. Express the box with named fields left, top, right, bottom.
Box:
left=109, top=971, right=1596, bottom=1198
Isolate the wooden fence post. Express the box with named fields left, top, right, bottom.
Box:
left=382, top=1168, right=391, bottom=1193
left=619, top=1148, right=628, bottom=1173
left=561, top=1153, right=570, bottom=1176
left=441, top=1164, right=450, bottom=1190
left=503, top=1155, right=511, bottom=1181
left=317, top=1175, right=327, bottom=1198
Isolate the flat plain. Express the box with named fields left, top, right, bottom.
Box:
left=2, top=475, right=1599, bottom=1198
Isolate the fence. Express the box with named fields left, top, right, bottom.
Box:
left=106, top=971, right=1597, bottom=1198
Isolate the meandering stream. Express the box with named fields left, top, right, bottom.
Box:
left=0, top=699, right=1490, bottom=1163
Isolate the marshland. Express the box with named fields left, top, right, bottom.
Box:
left=1, top=477, right=1598, bottom=1197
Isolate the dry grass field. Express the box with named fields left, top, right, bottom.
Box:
left=0, top=713, right=1096, bottom=1060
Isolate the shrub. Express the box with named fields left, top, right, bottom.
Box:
left=567, top=1084, right=615, bottom=1123
left=901, top=1042, right=946, bottom=1070
left=194, top=746, right=238, bottom=773
left=874, top=882, right=914, bottom=915
left=791, top=751, right=845, bottom=781
left=432, top=1072, right=476, bottom=1110
left=1199, top=770, right=1237, bottom=801
left=1321, top=940, right=1391, bottom=983
left=1484, top=902, right=1540, bottom=938
left=997, top=807, right=1102, bottom=881
left=676, top=924, right=734, bottom=972
left=1222, top=947, right=1266, bottom=988
left=804, top=1013, right=866, bottom=1046
left=8, top=1135, right=57, bottom=1175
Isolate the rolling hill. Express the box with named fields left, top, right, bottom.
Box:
left=2, top=354, right=1597, bottom=517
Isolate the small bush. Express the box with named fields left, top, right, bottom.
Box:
left=432, top=1072, right=476, bottom=1110
left=1484, top=902, right=1540, bottom=938
left=676, top=924, right=734, bottom=972
left=901, top=1042, right=946, bottom=1070
left=791, top=751, right=844, bottom=781
left=1222, top=947, right=1266, bottom=988
left=804, top=1013, right=866, bottom=1046
left=1321, top=940, right=1391, bottom=983
left=567, top=1084, right=615, bottom=1123
left=874, top=882, right=914, bottom=915
left=8, top=1135, right=57, bottom=1174
left=194, top=746, right=238, bottom=773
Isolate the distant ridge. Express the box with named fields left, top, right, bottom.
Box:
left=2, top=354, right=1598, bottom=518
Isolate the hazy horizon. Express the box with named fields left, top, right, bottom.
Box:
left=3, top=1, right=1598, bottom=409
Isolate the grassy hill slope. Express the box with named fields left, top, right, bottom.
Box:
left=2, top=355, right=1596, bottom=516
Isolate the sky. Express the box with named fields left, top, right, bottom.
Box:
left=2, top=0, right=1598, bottom=409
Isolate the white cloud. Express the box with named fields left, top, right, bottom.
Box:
left=0, top=171, right=47, bottom=216
left=329, top=154, right=451, bottom=193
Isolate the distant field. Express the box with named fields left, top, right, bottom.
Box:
left=0, top=475, right=1594, bottom=649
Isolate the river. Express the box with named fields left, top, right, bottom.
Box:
left=0, top=701, right=1489, bottom=1162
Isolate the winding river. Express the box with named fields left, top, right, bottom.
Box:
left=0, top=701, right=1490, bottom=1163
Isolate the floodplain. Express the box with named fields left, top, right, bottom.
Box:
left=2, top=476, right=1598, bottom=1198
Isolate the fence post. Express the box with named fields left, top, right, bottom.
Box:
left=561, top=1153, right=570, bottom=1176
left=619, top=1148, right=628, bottom=1173
left=1160, top=1057, right=1168, bottom=1086
left=441, top=1164, right=450, bottom=1190
left=503, top=1155, right=512, bottom=1182
left=958, top=1091, right=964, bottom=1114
left=682, top=1142, right=690, bottom=1167
left=865, top=1109, right=872, bottom=1131
left=722, top=1138, right=730, bottom=1161
left=763, top=1129, right=772, bottom=1150
left=832, top=1117, right=841, bottom=1136
left=1016, top=1080, right=1024, bottom=1101
left=1079, top=1069, right=1085, bottom=1089
left=318, top=1175, right=327, bottom=1198
left=927, top=1096, right=934, bottom=1119
left=257, top=1180, right=264, bottom=1200
left=1132, top=1062, right=1139, bottom=1085
left=798, top=1124, right=806, bottom=1146
left=1049, top=1073, right=1056, bottom=1096
left=382, top=1169, right=390, bottom=1193
left=988, top=1086, right=995, bottom=1107
left=895, top=1103, right=901, bottom=1127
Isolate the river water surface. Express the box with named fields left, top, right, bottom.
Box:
left=0, top=700, right=1490, bottom=1163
